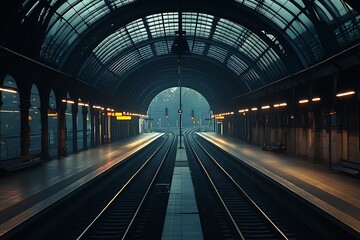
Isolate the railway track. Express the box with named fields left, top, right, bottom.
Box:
left=8, top=132, right=177, bottom=240
left=185, top=130, right=289, bottom=239
left=75, top=132, right=176, bottom=239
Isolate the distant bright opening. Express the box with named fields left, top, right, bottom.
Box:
left=146, top=87, right=212, bottom=131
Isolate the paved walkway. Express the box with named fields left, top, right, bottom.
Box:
left=162, top=136, right=203, bottom=240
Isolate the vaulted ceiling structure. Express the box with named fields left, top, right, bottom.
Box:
left=1, top=0, right=360, bottom=113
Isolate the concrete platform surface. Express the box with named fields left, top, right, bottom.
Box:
left=162, top=137, right=203, bottom=240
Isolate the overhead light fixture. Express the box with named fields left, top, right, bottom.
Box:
left=312, top=97, right=321, bottom=102
left=274, top=102, right=287, bottom=108
left=251, top=107, right=258, bottom=111
left=62, top=99, right=74, bottom=104
left=261, top=105, right=270, bottom=109
left=170, top=30, right=190, bottom=56
left=78, top=102, right=89, bottom=107
left=0, top=86, right=17, bottom=93
left=336, top=91, right=355, bottom=97
left=299, top=99, right=309, bottom=104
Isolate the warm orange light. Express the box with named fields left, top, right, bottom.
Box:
left=336, top=91, right=355, bottom=97
left=299, top=99, right=309, bottom=104
left=62, top=99, right=74, bottom=104
left=251, top=107, right=258, bottom=111
left=261, top=105, right=270, bottom=109
left=274, top=102, right=287, bottom=108
left=312, top=97, right=321, bottom=102
left=0, top=87, right=17, bottom=93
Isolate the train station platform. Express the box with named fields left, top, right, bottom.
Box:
left=0, top=132, right=163, bottom=238
left=197, top=132, right=360, bottom=237
left=162, top=136, right=203, bottom=240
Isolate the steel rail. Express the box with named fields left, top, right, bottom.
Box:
left=76, top=133, right=174, bottom=240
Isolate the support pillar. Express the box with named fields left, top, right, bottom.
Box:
left=20, top=98, right=31, bottom=156
left=72, top=103, right=78, bottom=153
left=90, top=108, right=96, bottom=147
left=82, top=106, right=88, bottom=150
left=58, top=103, right=67, bottom=157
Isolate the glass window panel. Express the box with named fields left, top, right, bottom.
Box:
left=227, top=55, right=249, bottom=75
left=126, top=19, right=148, bottom=44
left=1, top=75, right=20, bottom=160
left=114, top=0, right=136, bottom=8
left=94, top=28, right=132, bottom=63
left=314, top=1, right=334, bottom=22
left=154, top=41, right=170, bottom=55
left=43, top=0, right=135, bottom=64
left=183, top=13, right=213, bottom=39
left=207, top=46, right=228, bottom=63
left=110, top=51, right=142, bottom=77
left=48, top=90, right=58, bottom=159
left=56, top=2, right=71, bottom=16
left=138, top=45, right=153, bottom=60
left=190, top=41, right=205, bottom=55
left=29, top=85, right=41, bottom=154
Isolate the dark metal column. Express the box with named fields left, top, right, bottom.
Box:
left=58, top=103, right=67, bottom=157
left=82, top=106, right=88, bottom=150
left=19, top=94, right=30, bottom=156
left=72, top=103, right=78, bottom=153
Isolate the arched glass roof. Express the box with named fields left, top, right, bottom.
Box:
left=74, top=12, right=288, bottom=91
left=13, top=0, right=360, bottom=110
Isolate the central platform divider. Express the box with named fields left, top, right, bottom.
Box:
left=161, top=136, right=203, bottom=240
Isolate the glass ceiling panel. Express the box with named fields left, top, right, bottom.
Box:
left=227, top=55, right=249, bottom=75
left=93, top=20, right=148, bottom=64
left=36, top=0, right=360, bottom=92
left=126, top=19, right=148, bottom=44
left=242, top=68, right=261, bottom=89
left=207, top=46, right=228, bottom=63
left=114, top=0, right=136, bottom=8
left=189, top=41, right=205, bottom=55
left=235, top=0, right=324, bottom=62
left=109, top=51, right=142, bottom=77
left=80, top=12, right=288, bottom=86
left=94, top=28, right=132, bottom=63
left=154, top=41, right=171, bottom=55
left=40, top=0, right=135, bottom=62
left=183, top=13, right=214, bottom=38
left=138, top=45, right=154, bottom=60
left=147, top=12, right=178, bottom=38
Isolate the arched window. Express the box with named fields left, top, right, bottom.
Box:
left=29, top=84, right=41, bottom=154
left=0, top=75, right=20, bottom=160
left=48, top=90, right=58, bottom=158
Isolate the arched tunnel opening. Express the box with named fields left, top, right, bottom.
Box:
left=145, top=87, right=212, bottom=132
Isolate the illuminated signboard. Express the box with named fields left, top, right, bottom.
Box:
left=115, top=112, right=131, bottom=120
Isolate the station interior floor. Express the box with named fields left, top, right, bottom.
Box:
left=0, top=131, right=359, bottom=239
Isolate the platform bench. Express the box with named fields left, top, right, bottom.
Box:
left=332, top=160, right=360, bottom=176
